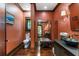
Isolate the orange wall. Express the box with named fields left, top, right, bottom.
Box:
left=53, top=3, right=71, bottom=39
left=24, top=12, right=31, bottom=17
left=0, top=3, right=5, bottom=56
left=35, top=12, right=53, bottom=21
left=35, top=12, right=54, bottom=41
left=6, top=3, right=25, bottom=54
left=53, top=3, right=79, bottom=40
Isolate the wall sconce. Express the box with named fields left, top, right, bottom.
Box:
left=61, top=10, right=70, bottom=17
left=61, top=10, right=70, bottom=21
left=61, top=10, right=67, bottom=16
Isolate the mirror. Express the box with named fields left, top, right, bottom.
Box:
left=37, top=19, right=51, bottom=39
left=69, top=4, right=79, bottom=32
left=43, top=21, right=51, bottom=39
left=70, top=16, right=79, bottom=31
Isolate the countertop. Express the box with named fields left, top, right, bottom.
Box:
left=55, top=40, right=79, bottom=56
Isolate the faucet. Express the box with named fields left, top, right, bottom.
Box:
left=69, top=34, right=74, bottom=40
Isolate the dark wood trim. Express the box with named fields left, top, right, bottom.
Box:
left=5, top=3, right=6, bottom=56
left=53, top=3, right=61, bottom=12
left=23, top=10, right=31, bottom=12
left=15, top=3, right=24, bottom=12
left=6, top=42, right=24, bottom=56
left=69, top=3, right=73, bottom=7
left=34, top=3, right=37, bottom=12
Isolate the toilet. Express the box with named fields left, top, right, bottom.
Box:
left=23, top=33, right=31, bottom=48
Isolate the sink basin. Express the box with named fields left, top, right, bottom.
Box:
left=63, top=38, right=79, bottom=47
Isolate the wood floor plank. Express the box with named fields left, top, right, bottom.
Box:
left=13, top=48, right=54, bottom=56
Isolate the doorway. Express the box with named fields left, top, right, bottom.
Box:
left=24, top=17, right=31, bottom=49
left=37, top=19, right=53, bottom=56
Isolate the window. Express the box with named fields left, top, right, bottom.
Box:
left=26, top=18, right=31, bottom=31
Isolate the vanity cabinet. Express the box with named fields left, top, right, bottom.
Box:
left=54, top=40, right=79, bottom=56
left=54, top=42, right=73, bottom=56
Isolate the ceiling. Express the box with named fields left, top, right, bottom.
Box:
left=18, top=3, right=58, bottom=11
left=36, top=3, right=58, bottom=11
left=19, top=3, right=31, bottom=11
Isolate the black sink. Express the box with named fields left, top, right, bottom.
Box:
left=63, top=38, right=79, bottom=47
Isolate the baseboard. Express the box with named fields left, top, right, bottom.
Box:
left=6, top=42, right=24, bottom=56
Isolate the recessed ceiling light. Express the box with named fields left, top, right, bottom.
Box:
left=44, top=6, right=47, bottom=10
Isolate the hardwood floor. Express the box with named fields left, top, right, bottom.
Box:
left=40, top=48, right=54, bottom=56
left=13, top=38, right=54, bottom=56
left=13, top=48, right=54, bottom=56
left=13, top=48, right=37, bottom=56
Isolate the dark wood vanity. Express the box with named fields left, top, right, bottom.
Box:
left=54, top=40, right=79, bottom=56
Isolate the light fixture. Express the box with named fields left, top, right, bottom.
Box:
left=61, top=10, right=66, bottom=16
left=61, top=10, right=70, bottom=19
left=44, top=6, right=47, bottom=10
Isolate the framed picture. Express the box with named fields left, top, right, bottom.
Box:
left=6, top=12, right=15, bottom=25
